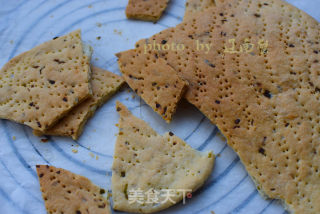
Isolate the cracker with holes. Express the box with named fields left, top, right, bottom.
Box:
left=33, top=66, right=124, bottom=140
left=0, top=30, right=92, bottom=132
left=112, top=102, right=215, bottom=213
left=126, top=0, right=170, bottom=22
left=125, top=0, right=320, bottom=212
left=116, top=49, right=187, bottom=123
left=36, top=165, right=111, bottom=214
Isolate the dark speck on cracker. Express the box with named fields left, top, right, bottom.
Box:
left=263, top=90, right=272, bottom=98
left=259, top=147, right=266, bottom=156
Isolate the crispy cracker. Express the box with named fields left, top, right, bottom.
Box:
left=36, top=165, right=111, bottom=214
left=33, top=66, right=124, bottom=140
left=112, top=102, right=214, bottom=213
left=116, top=49, right=187, bottom=123
left=126, top=0, right=170, bottom=22
left=0, top=30, right=92, bottom=131
left=126, top=0, right=320, bottom=212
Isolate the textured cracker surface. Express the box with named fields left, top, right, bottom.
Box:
left=36, top=165, right=110, bottom=214
left=111, top=102, right=215, bottom=213
left=126, top=0, right=170, bottom=22
left=116, top=49, right=187, bottom=122
left=34, top=66, right=124, bottom=140
left=0, top=30, right=92, bottom=131
left=184, top=0, right=215, bottom=20
left=130, top=0, right=320, bottom=213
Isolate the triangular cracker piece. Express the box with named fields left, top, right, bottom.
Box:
left=116, top=49, right=187, bottom=123
left=36, top=165, right=111, bottom=214
left=33, top=66, right=124, bottom=140
left=0, top=30, right=92, bottom=131
left=112, top=102, right=214, bottom=213
left=128, top=0, right=320, bottom=212
left=126, top=0, right=170, bottom=22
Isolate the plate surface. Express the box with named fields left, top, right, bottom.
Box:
left=0, top=0, right=319, bottom=213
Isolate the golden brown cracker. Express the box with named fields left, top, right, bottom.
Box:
left=112, top=102, right=214, bottom=213
left=116, top=49, right=187, bottom=123
left=0, top=30, right=92, bottom=131
left=36, top=165, right=111, bottom=214
left=34, top=66, right=124, bottom=140
left=126, top=0, right=170, bottom=22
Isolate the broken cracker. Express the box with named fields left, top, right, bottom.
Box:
left=36, top=165, right=110, bottom=214
left=112, top=102, right=214, bottom=213
left=125, top=0, right=320, bottom=212
left=33, top=66, right=124, bottom=140
left=126, top=0, right=170, bottom=22
left=0, top=30, right=92, bottom=131
left=116, top=49, right=187, bottom=123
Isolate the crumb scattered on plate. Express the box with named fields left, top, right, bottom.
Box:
left=113, top=29, right=122, bottom=36
left=89, top=152, right=94, bottom=158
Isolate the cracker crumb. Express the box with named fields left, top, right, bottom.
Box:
left=211, top=211, right=215, bottom=214
left=89, top=152, right=94, bottom=158
left=72, top=149, right=78, bottom=153
left=96, top=22, right=102, bottom=27
left=88, top=4, right=92, bottom=8
left=95, top=57, right=99, bottom=61
left=10, top=40, right=14, bottom=45
left=12, top=136, right=16, bottom=140
left=113, top=29, right=122, bottom=36
left=96, top=155, right=99, bottom=160
left=96, top=36, right=101, bottom=40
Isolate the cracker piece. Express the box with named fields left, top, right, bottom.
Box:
left=126, top=0, right=170, bottom=22
left=112, top=102, right=215, bottom=213
left=36, top=165, right=111, bottom=214
left=33, top=66, right=124, bottom=140
left=0, top=30, right=92, bottom=131
left=184, top=0, right=216, bottom=20
left=127, top=0, right=320, bottom=212
left=116, top=49, right=188, bottom=123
